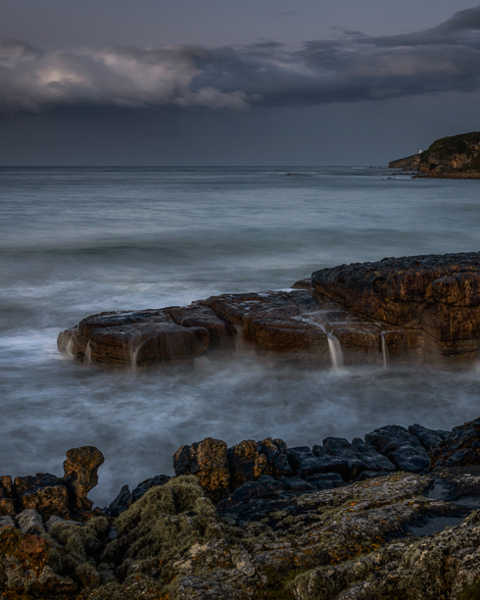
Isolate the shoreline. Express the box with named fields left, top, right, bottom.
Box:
left=1, top=415, right=480, bottom=598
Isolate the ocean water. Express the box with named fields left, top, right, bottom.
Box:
left=1, top=165, right=480, bottom=506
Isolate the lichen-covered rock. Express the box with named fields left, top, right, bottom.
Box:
left=14, top=473, right=70, bottom=520
left=173, top=438, right=230, bottom=503
left=0, top=475, right=15, bottom=516
left=63, top=446, right=105, bottom=514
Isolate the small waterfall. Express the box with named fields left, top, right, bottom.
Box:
left=380, top=333, right=389, bottom=370
left=84, top=342, right=92, bottom=366
left=65, top=335, right=75, bottom=359
left=131, top=344, right=141, bottom=374
left=234, top=325, right=247, bottom=352
left=327, top=334, right=344, bottom=370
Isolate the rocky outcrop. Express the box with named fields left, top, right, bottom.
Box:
left=312, top=251, right=480, bottom=361
left=418, top=131, right=480, bottom=178
left=0, top=446, right=104, bottom=523
left=388, top=153, right=421, bottom=170
left=389, top=131, right=480, bottom=178
left=1, top=416, right=480, bottom=599
left=59, top=251, right=480, bottom=368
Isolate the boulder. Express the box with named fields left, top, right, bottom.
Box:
left=15, top=509, right=45, bottom=535
left=14, top=473, right=70, bottom=520
left=408, top=423, right=450, bottom=451
left=365, top=424, right=431, bottom=473
left=173, top=438, right=230, bottom=503
left=255, top=437, right=293, bottom=479
left=431, top=417, right=480, bottom=468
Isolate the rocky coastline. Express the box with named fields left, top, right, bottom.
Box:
left=59, top=250, right=480, bottom=368
left=389, top=131, right=480, bottom=178
left=1, top=417, right=480, bottom=599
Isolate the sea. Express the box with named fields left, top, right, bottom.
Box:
left=1, top=165, right=480, bottom=507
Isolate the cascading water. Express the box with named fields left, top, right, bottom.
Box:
left=327, top=334, right=344, bottom=370
left=65, top=335, right=75, bottom=359
left=131, top=345, right=141, bottom=374
left=84, top=342, right=92, bottom=365
left=380, top=333, right=389, bottom=370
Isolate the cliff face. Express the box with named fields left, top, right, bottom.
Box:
left=419, top=131, right=480, bottom=178
left=388, top=153, right=421, bottom=170
left=389, top=131, right=480, bottom=178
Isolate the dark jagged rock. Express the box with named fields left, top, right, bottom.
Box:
left=63, top=446, right=105, bottom=514
left=288, top=446, right=342, bottom=479
left=305, top=472, right=346, bottom=489
left=365, top=424, right=431, bottom=473
left=431, top=416, right=480, bottom=468
left=132, top=474, right=170, bottom=502
left=107, top=484, right=132, bottom=518
left=408, top=423, right=450, bottom=451
left=255, top=437, right=293, bottom=479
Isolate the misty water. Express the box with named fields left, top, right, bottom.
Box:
left=2, top=165, right=480, bottom=507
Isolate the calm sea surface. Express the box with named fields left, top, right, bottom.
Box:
left=1, top=166, right=480, bottom=505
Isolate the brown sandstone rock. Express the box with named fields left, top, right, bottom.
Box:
left=173, top=438, right=230, bottom=503
left=227, top=437, right=293, bottom=491
left=58, top=309, right=210, bottom=366
left=0, top=476, right=15, bottom=516
left=63, top=446, right=105, bottom=514
left=14, top=473, right=70, bottom=520
left=312, top=251, right=480, bottom=360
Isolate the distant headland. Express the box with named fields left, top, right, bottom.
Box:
left=389, top=131, right=480, bottom=178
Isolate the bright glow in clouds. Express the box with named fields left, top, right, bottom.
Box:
left=1, top=5, right=480, bottom=113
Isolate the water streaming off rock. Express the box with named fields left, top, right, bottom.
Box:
left=2, top=166, right=480, bottom=506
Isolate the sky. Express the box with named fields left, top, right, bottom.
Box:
left=1, top=0, right=480, bottom=165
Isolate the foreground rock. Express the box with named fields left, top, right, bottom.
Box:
left=389, top=131, right=480, bottom=178
left=2, top=416, right=480, bottom=599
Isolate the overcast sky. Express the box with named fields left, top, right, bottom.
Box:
left=1, top=0, right=480, bottom=165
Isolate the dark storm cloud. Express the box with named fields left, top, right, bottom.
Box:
left=1, top=5, right=480, bottom=114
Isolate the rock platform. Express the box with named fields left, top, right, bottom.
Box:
left=59, top=251, right=480, bottom=367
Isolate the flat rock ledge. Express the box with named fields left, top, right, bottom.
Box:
left=2, top=417, right=480, bottom=599
left=59, top=251, right=480, bottom=367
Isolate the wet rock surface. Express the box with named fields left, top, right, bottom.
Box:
left=1, top=416, right=480, bottom=599
left=59, top=251, right=480, bottom=368
left=313, top=251, right=480, bottom=361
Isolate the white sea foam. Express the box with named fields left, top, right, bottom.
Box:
left=1, top=166, right=480, bottom=506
